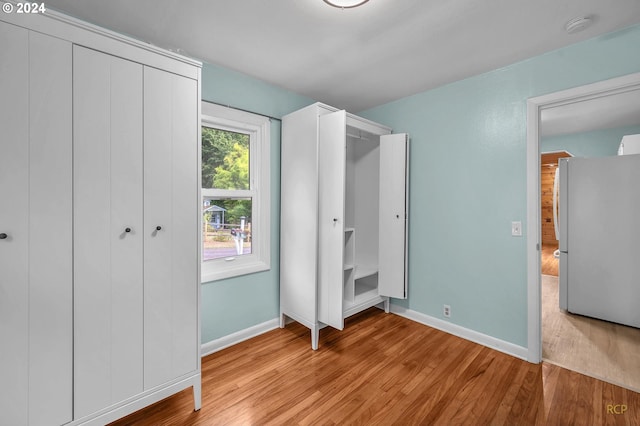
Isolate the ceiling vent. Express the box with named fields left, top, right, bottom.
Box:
left=565, top=16, right=593, bottom=34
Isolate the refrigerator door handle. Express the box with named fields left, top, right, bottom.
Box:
left=558, top=158, right=569, bottom=253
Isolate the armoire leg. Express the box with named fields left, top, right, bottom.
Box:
left=193, top=382, right=202, bottom=411
left=384, top=298, right=390, bottom=313
left=279, top=312, right=286, bottom=328
left=311, top=326, right=319, bottom=350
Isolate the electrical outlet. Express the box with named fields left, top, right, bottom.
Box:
left=443, top=304, right=451, bottom=318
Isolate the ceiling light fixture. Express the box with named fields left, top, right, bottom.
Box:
left=323, top=0, right=369, bottom=9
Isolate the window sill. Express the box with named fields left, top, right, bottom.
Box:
left=201, top=257, right=270, bottom=283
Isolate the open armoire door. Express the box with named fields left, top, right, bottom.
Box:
left=317, top=110, right=348, bottom=331
left=378, top=133, right=409, bottom=299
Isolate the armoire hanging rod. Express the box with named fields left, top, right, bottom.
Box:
left=346, top=131, right=370, bottom=141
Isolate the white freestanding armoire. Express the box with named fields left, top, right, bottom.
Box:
left=0, top=10, right=201, bottom=426
left=280, top=103, right=409, bottom=349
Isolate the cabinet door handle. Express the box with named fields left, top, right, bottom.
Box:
left=125, top=227, right=132, bottom=233
left=0, top=233, right=7, bottom=240
left=333, top=218, right=338, bottom=223
left=156, top=226, right=162, bottom=231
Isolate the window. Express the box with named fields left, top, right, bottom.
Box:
left=201, top=101, right=270, bottom=282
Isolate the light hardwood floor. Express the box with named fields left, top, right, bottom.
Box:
left=540, top=242, right=640, bottom=393
left=111, top=308, right=639, bottom=425
left=542, top=274, right=640, bottom=393
left=541, top=243, right=559, bottom=277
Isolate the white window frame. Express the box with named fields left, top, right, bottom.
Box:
left=201, top=101, right=270, bottom=282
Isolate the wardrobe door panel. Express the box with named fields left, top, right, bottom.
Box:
left=378, top=133, right=409, bottom=299
left=144, top=67, right=199, bottom=388
left=167, top=73, right=199, bottom=378
left=73, top=46, right=144, bottom=418
left=28, top=31, right=73, bottom=426
left=317, top=110, right=346, bottom=330
left=0, top=21, right=31, bottom=426
left=0, top=23, right=73, bottom=426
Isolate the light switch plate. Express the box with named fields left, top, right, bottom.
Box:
left=511, top=221, right=522, bottom=237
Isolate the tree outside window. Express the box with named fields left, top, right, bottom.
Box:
left=202, top=127, right=252, bottom=261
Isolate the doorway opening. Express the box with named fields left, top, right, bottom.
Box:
left=526, top=72, right=640, bottom=392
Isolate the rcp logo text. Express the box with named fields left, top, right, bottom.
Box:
left=607, top=404, right=627, bottom=415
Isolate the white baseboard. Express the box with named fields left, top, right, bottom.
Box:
left=201, top=306, right=529, bottom=362
left=201, top=318, right=280, bottom=357
left=389, top=304, right=529, bottom=361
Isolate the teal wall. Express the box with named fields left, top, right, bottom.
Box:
left=200, top=24, right=640, bottom=349
left=541, top=125, right=640, bottom=158
left=360, top=24, right=640, bottom=347
left=200, top=63, right=314, bottom=343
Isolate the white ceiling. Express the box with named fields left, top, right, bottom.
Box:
left=43, top=0, right=640, bottom=114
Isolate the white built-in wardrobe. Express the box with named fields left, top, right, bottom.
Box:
left=280, top=103, right=409, bottom=349
left=0, top=10, right=201, bottom=426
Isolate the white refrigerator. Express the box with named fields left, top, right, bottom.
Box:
left=558, top=154, right=640, bottom=328
left=618, top=134, right=640, bottom=155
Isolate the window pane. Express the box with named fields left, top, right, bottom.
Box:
left=202, top=126, right=250, bottom=190
left=203, top=197, right=252, bottom=261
